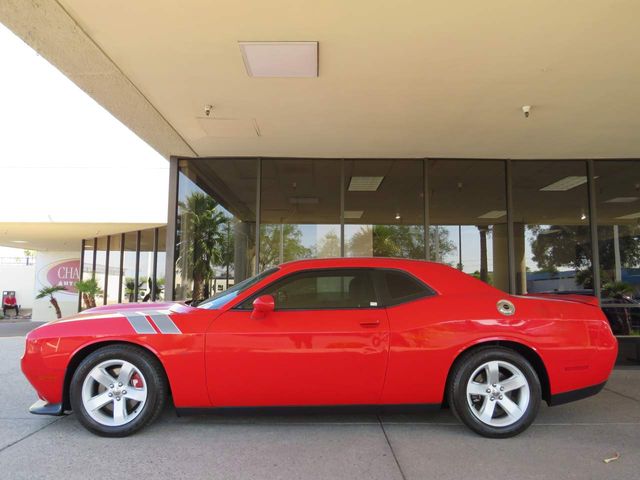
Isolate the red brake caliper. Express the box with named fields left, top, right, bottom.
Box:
left=131, top=372, right=143, bottom=388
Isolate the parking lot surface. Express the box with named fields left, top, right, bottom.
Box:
left=1, top=331, right=638, bottom=480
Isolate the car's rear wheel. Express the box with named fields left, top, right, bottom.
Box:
left=448, top=347, right=541, bottom=438
left=70, top=344, right=167, bottom=437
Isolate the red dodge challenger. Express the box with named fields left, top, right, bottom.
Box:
left=22, top=258, right=617, bottom=437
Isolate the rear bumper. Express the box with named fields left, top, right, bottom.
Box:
left=548, top=381, right=606, bottom=406
left=29, top=400, right=64, bottom=416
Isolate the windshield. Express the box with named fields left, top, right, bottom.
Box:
left=196, top=268, right=279, bottom=310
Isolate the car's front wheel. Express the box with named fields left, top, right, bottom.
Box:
left=448, top=347, right=541, bottom=438
left=70, top=344, right=167, bottom=437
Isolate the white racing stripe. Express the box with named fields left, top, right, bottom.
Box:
left=124, top=313, right=157, bottom=334
left=148, top=313, right=182, bottom=334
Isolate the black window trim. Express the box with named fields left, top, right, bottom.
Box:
left=234, top=267, right=385, bottom=311
left=372, top=268, right=437, bottom=307
left=233, top=266, right=437, bottom=311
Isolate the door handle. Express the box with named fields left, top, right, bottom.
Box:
left=359, top=320, right=380, bottom=328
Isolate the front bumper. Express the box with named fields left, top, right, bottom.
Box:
left=29, top=400, right=64, bottom=416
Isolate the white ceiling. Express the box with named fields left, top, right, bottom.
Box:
left=0, top=223, right=164, bottom=251
left=3, top=0, right=640, bottom=159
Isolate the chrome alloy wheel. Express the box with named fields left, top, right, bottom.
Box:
left=466, top=360, right=530, bottom=427
left=81, top=359, right=148, bottom=427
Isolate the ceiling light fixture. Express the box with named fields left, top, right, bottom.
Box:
left=605, top=197, right=639, bottom=204
left=477, top=210, right=507, bottom=219
left=395, top=213, right=401, bottom=220
left=616, top=211, right=640, bottom=220
left=540, top=176, right=588, bottom=192
left=580, top=212, right=587, bottom=220
left=343, top=210, right=364, bottom=219
left=348, top=176, right=384, bottom=192
left=11, top=240, right=27, bottom=244
left=239, top=41, right=318, bottom=78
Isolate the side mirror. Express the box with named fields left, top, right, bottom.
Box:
left=251, top=294, right=275, bottom=319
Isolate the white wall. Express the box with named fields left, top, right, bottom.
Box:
left=33, top=251, right=81, bottom=321
left=0, top=263, right=35, bottom=309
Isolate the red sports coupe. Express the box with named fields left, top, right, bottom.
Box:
left=22, top=258, right=617, bottom=437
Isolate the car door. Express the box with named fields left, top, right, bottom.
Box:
left=205, top=268, right=389, bottom=407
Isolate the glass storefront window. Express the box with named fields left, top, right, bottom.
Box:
left=106, top=234, right=122, bottom=304
left=166, top=157, right=630, bottom=310
left=122, top=232, right=138, bottom=303
left=139, top=229, right=155, bottom=302
left=155, top=227, right=167, bottom=301
left=512, top=161, right=592, bottom=295
left=429, top=160, right=507, bottom=289
left=82, top=238, right=94, bottom=280
left=84, top=228, right=165, bottom=306
left=94, top=237, right=108, bottom=305
left=344, top=159, right=424, bottom=259
left=175, top=159, right=257, bottom=302
left=595, top=160, right=640, bottom=335
left=260, top=159, right=341, bottom=270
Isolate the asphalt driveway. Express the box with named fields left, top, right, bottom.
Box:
left=1, top=329, right=638, bottom=480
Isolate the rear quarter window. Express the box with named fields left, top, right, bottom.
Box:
left=381, top=270, right=434, bottom=306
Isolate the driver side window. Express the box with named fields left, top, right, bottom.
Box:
left=240, top=269, right=378, bottom=310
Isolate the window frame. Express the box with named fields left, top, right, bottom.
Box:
left=235, top=267, right=384, bottom=311
left=372, top=268, right=437, bottom=307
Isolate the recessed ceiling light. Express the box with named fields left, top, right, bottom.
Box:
left=605, top=197, right=639, bottom=204
left=540, top=176, right=588, bottom=191
left=11, top=240, right=27, bottom=244
left=239, top=41, right=318, bottom=78
left=477, top=210, right=506, bottom=219
left=344, top=210, right=364, bottom=219
left=348, top=176, right=384, bottom=192
left=616, top=212, right=640, bottom=220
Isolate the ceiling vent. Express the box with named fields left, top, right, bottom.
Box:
left=348, top=176, right=384, bottom=192
left=239, top=41, right=318, bottom=78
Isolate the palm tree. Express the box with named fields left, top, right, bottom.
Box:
left=75, top=277, right=103, bottom=310
left=36, top=285, right=66, bottom=319
left=177, top=192, right=227, bottom=301
left=124, top=277, right=145, bottom=302
left=602, top=281, right=634, bottom=298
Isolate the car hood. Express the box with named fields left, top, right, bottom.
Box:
left=42, top=302, right=194, bottom=327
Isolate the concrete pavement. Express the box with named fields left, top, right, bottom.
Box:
left=1, top=331, right=638, bottom=480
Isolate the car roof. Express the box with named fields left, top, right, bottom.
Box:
left=275, top=257, right=499, bottom=296
left=280, top=257, right=432, bottom=269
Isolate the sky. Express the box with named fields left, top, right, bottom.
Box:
left=0, top=22, right=168, bottom=257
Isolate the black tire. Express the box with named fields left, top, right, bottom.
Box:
left=448, top=347, right=541, bottom=438
left=70, top=344, right=168, bottom=437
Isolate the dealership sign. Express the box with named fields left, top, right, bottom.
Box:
left=41, top=259, right=80, bottom=294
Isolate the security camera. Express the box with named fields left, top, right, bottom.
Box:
left=204, top=105, right=214, bottom=117
left=522, top=105, right=531, bottom=118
